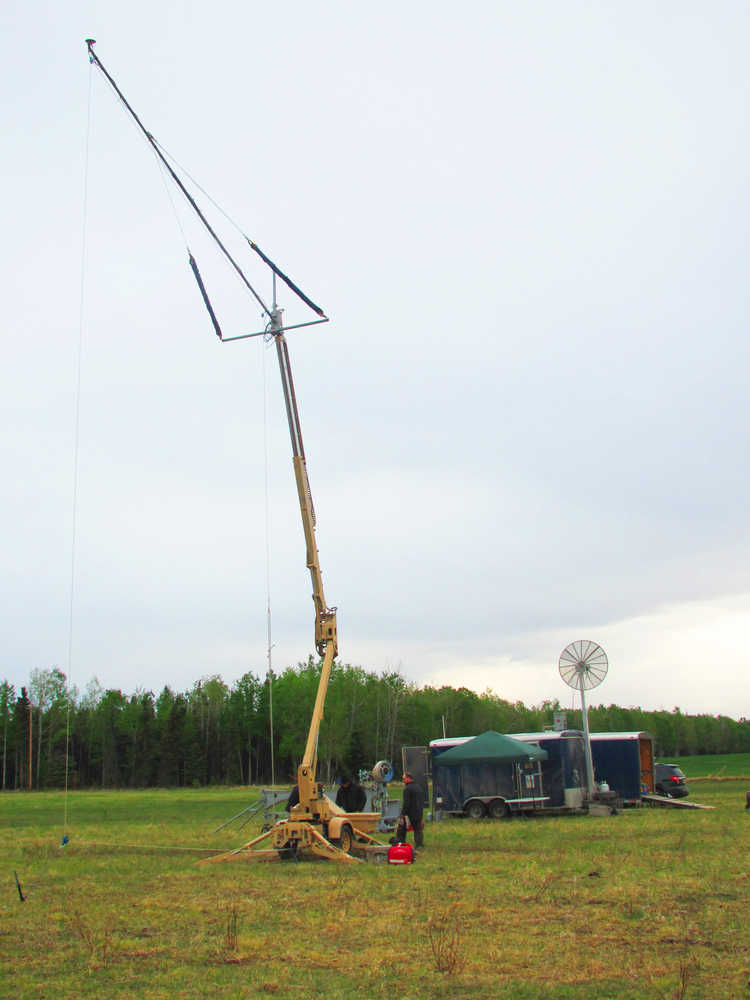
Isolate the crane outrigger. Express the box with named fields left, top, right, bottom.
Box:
left=86, top=39, right=381, bottom=863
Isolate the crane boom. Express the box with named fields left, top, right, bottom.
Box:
left=269, top=308, right=337, bottom=810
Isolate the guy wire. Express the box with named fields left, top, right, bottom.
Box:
left=154, top=138, right=249, bottom=244
left=152, top=146, right=190, bottom=249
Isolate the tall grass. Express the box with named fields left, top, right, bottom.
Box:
left=2, top=780, right=749, bottom=999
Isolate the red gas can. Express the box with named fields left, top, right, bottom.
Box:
left=388, top=843, right=414, bottom=865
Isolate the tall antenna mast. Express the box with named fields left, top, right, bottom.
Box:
left=265, top=274, right=277, bottom=788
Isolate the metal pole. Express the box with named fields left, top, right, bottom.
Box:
left=580, top=684, right=596, bottom=798
left=28, top=703, right=32, bottom=791
left=268, top=649, right=275, bottom=787
left=267, top=274, right=276, bottom=788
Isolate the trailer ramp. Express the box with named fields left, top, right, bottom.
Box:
left=642, top=794, right=714, bottom=810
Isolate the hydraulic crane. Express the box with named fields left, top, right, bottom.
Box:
left=223, top=305, right=383, bottom=862
left=82, top=39, right=381, bottom=863
left=204, top=297, right=383, bottom=862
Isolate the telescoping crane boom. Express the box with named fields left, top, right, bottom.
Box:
left=214, top=306, right=383, bottom=863
left=206, top=309, right=383, bottom=863
left=270, top=305, right=339, bottom=819
left=84, top=39, right=381, bottom=862
left=212, top=310, right=380, bottom=864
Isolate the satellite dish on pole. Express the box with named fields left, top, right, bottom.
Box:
left=559, top=640, right=608, bottom=799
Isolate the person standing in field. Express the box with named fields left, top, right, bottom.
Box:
left=399, top=771, right=424, bottom=848
left=285, top=784, right=299, bottom=811
left=336, top=773, right=367, bottom=812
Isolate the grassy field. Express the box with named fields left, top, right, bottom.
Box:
left=2, top=780, right=749, bottom=1000
left=670, top=753, right=750, bottom=780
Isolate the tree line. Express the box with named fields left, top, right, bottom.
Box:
left=2, top=661, right=749, bottom=790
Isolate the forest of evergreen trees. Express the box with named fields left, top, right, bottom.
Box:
left=2, top=659, right=749, bottom=790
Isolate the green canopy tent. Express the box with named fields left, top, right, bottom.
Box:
left=434, top=730, right=548, bottom=765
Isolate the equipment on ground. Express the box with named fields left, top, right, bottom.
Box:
left=358, top=761, right=401, bottom=831
left=559, top=640, right=608, bottom=799
left=216, top=766, right=401, bottom=838
left=371, top=760, right=394, bottom=783
left=387, top=843, right=414, bottom=865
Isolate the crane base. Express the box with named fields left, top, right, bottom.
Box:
left=199, top=819, right=364, bottom=865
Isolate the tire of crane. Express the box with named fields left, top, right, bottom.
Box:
left=334, top=824, right=355, bottom=854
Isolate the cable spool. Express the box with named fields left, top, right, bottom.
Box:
left=372, top=760, right=393, bottom=783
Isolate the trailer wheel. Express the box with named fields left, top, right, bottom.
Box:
left=336, top=824, right=355, bottom=854
left=466, top=800, right=486, bottom=820
left=489, top=799, right=510, bottom=820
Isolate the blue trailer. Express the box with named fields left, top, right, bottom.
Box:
left=430, top=730, right=586, bottom=818
left=589, top=731, right=655, bottom=804
left=507, top=731, right=587, bottom=810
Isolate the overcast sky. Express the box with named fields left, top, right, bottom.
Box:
left=3, top=2, right=749, bottom=719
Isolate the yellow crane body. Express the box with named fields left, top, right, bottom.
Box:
left=204, top=317, right=381, bottom=864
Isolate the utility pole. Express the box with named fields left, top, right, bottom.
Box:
left=28, top=701, right=33, bottom=791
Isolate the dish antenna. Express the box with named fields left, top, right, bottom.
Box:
left=559, top=640, right=608, bottom=799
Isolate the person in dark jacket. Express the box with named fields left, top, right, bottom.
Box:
left=336, top=774, right=367, bottom=812
left=285, top=781, right=326, bottom=813
left=285, top=784, right=299, bottom=811
left=398, top=771, right=424, bottom=848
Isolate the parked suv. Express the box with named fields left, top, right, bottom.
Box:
left=654, top=762, right=689, bottom=798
